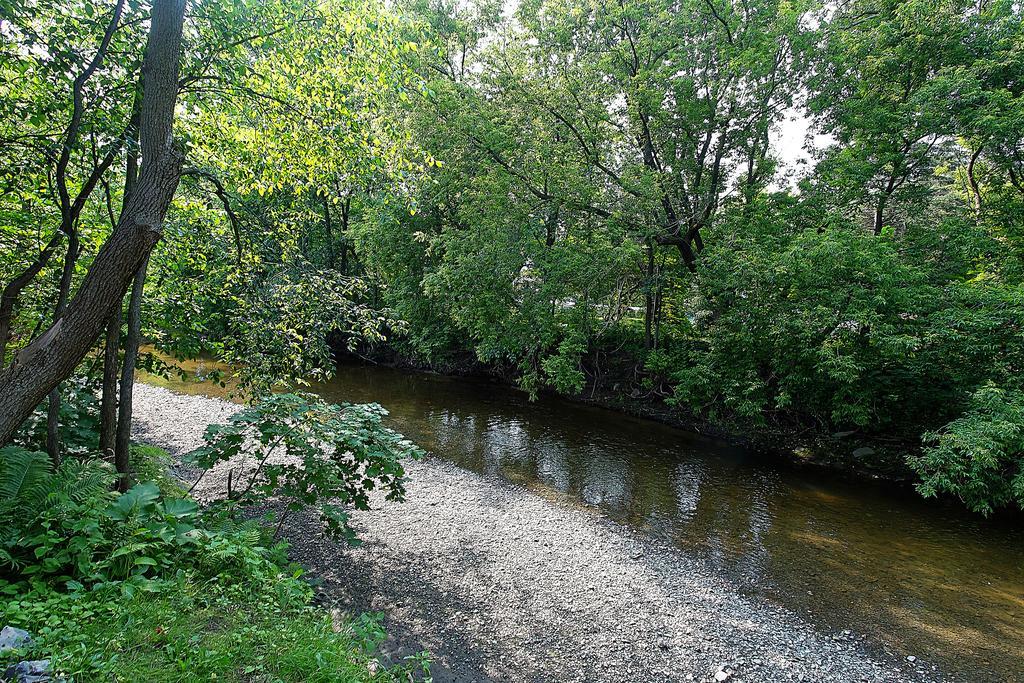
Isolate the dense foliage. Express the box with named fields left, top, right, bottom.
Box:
left=1, top=0, right=1022, bottom=522
left=1, top=3, right=436, bottom=678
left=405, top=0, right=1022, bottom=514
left=0, top=446, right=427, bottom=681
left=355, top=0, right=1021, bottom=514
left=0, top=2, right=1023, bottom=678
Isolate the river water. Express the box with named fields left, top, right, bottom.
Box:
left=143, top=356, right=1024, bottom=679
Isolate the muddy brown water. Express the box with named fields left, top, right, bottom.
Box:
left=142, top=355, right=1024, bottom=680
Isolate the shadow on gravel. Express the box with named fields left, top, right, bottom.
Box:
left=280, top=511, right=506, bottom=683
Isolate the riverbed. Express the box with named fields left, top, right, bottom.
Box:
left=138, top=358, right=1024, bottom=681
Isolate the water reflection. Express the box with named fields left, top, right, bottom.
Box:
left=141, top=356, right=1024, bottom=680
left=673, top=460, right=703, bottom=520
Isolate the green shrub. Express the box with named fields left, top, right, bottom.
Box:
left=0, top=448, right=116, bottom=579
left=1, top=459, right=242, bottom=592
left=130, top=444, right=187, bottom=497
left=909, top=384, right=1024, bottom=515
left=188, top=393, right=424, bottom=544
left=0, top=451, right=429, bottom=681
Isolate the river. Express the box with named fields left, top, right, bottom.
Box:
left=142, top=355, right=1024, bottom=680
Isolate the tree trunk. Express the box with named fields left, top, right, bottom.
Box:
left=44, top=392, right=62, bottom=465
left=114, top=256, right=148, bottom=490
left=322, top=195, right=335, bottom=268
left=643, top=240, right=654, bottom=351
left=873, top=167, right=900, bottom=236
left=967, top=145, right=983, bottom=213
left=45, top=230, right=81, bottom=465
left=99, top=307, right=122, bottom=460
left=872, top=197, right=887, bottom=236
left=0, top=0, right=186, bottom=447
left=653, top=279, right=664, bottom=350
left=101, top=77, right=143, bottom=462
left=46, top=0, right=128, bottom=466
left=339, top=195, right=351, bottom=275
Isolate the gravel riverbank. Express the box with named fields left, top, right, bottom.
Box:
left=131, top=383, right=948, bottom=683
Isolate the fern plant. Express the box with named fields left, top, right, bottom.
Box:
left=0, top=446, right=52, bottom=514
left=0, top=448, right=118, bottom=580
left=0, top=447, right=116, bottom=521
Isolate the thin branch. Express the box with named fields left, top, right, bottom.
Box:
left=184, top=168, right=243, bottom=263
left=55, top=0, right=127, bottom=225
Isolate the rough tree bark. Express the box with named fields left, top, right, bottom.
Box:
left=0, top=0, right=187, bottom=446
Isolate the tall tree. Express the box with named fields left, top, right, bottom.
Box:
left=0, top=0, right=187, bottom=445
left=807, top=0, right=973, bottom=234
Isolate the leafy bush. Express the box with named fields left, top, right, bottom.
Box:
left=188, top=393, right=423, bottom=543
left=0, top=447, right=116, bottom=578
left=130, top=443, right=187, bottom=497
left=0, top=448, right=429, bottom=681
left=217, top=267, right=402, bottom=396
left=671, top=221, right=941, bottom=430
left=0, top=449, right=260, bottom=593
left=910, top=384, right=1024, bottom=515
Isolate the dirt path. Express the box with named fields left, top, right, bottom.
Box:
left=132, top=383, right=945, bottom=683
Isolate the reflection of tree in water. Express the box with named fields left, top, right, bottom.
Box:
left=735, top=492, right=773, bottom=585
left=670, top=462, right=777, bottom=587
left=673, top=460, right=703, bottom=521
left=317, top=365, right=1024, bottom=676
left=431, top=410, right=487, bottom=467
left=482, top=416, right=531, bottom=476
left=533, top=436, right=571, bottom=493
left=579, top=445, right=631, bottom=509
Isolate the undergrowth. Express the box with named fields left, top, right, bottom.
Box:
left=0, top=444, right=429, bottom=682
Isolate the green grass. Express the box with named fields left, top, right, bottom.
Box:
left=3, top=576, right=428, bottom=682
